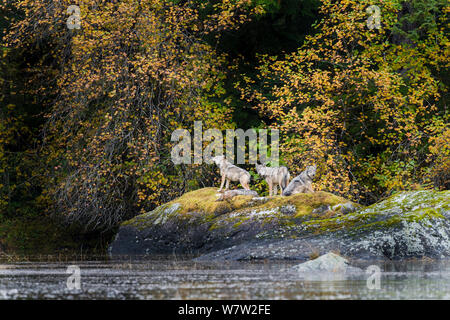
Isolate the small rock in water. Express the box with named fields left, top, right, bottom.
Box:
left=292, top=252, right=363, bottom=273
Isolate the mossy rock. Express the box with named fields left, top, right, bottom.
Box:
left=197, top=190, right=450, bottom=261
left=110, top=188, right=450, bottom=261
left=109, top=187, right=359, bottom=256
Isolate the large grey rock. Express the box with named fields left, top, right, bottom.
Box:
left=109, top=188, right=357, bottom=256
left=196, top=190, right=450, bottom=261
left=109, top=188, right=450, bottom=262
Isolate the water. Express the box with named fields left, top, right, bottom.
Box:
left=1, top=256, right=450, bottom=299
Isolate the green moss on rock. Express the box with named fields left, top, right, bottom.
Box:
left=118, top=188, right=359, bottom=237
left=303, top=190, right=449, bottom=235
left=111, top=189, right=450, bottom=260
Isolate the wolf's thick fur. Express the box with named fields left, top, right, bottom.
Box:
left=255, top=164, right=290, bottom=196
left=282, top=165, right=316, bottom=196
left=212, top=155, right=251, bottom=191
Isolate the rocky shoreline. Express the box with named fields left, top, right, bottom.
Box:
left=109, top=188, right=450, bottom=262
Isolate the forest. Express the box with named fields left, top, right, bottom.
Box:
left=0, top=0, right=448, bottom=254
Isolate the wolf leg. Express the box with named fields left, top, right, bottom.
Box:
left=225, top=179, right=230, bottom=190
left=218, top=175, right=225, bottom=192
left=241, top=177, right=250, bottom=190
left=279, top=176, right=285, bottom=195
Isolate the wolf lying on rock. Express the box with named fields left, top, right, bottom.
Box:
left=282, top=165, right=316, bottom=196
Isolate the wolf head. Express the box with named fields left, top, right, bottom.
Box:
left=305, top=165, right=316, bottom=179
left=211, top=155, right=225, bottom=166
left=255, top=163, right=265, bottom=174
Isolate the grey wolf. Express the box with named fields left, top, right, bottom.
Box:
left=255, top=163, right=290, bottom=196
left=211, top=155, right=251, bottom=191
left=282, top=165, right=316, bottom=196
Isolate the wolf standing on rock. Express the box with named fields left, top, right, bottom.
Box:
left=211, top=155, right=251, bottom=191
left=282, top=165, right=316, bottom=196
left=255, top=163, right=290, bottom=196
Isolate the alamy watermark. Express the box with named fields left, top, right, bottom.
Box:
left=65, top=4, right=380, bottom=31
left=66, top=265, right=81, bottom=290
left=67, top=5, right=81, bottom=30
left=366, top=265, right=381, bottom=290
left=366, top=5, right=381, bottom=30
left=171, top=121, right=279, bottom=166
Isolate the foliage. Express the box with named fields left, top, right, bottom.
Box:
left=238, top=0, right=449, bottom=202
left=2, top=0, right=269, bottom=230
left=0, top=0, right=448, bottom=240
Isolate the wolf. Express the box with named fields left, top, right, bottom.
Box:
left=255, top=163, right=290, bottom=196
left=282, top=165, right=316, bottom=196
left=211, top=155, right=251, bottom=191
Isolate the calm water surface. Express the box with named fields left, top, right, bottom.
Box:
left=1, top=255, right=450, bottom=299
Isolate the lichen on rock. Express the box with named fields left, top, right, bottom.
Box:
left=109, top=188, right=450, bottom=261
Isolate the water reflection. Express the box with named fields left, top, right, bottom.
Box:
left=0, top=256, right=449, bottom=299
